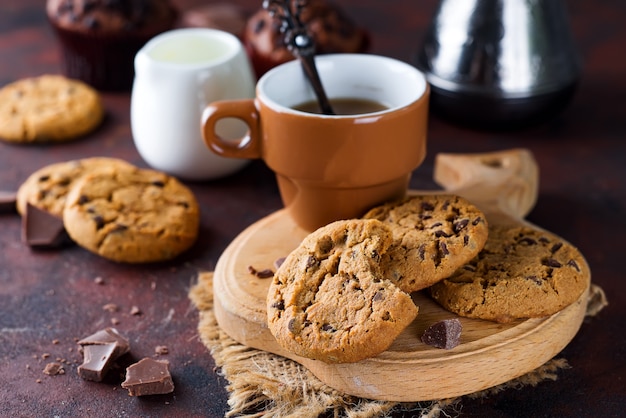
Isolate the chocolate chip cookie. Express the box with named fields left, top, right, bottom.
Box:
left=63, top=166, right=200, bottom=263
left=363, top=194, right=489, bottom=293
left=267, top=219, right=419, bottom=363
left=429, top=224, right=590, bottom=323
left=16, top=157, right=135, bottom=217
left=0, top=75, right=104, bottom=143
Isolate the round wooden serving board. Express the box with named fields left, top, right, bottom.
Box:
left=212, top=150, right=590, bottom=401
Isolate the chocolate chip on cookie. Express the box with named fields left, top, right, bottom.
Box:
left=267, top=219, right=419, bottom=363
left=363, top=194, right=489, bottom=292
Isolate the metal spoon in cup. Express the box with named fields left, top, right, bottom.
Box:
left=263, top=0, right=335, bottom=115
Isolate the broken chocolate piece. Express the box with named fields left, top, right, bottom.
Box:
left=22, top=203, right=72, bottom=248
left=421, top=318, right=462, bottom=350
left=248, top=265, right=275, bottom=278
left=78, top=343, right=117, bottom=382
left=0, top=191, right=17, bottom=213
left=77, top=328, right=130, bottom=359
left=274, top=256, right=286, bottom=269
left=77, top=328, right=130, bottom=381
left=121, top=358, right=174, bottom=396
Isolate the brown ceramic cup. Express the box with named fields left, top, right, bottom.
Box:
left=202, top=53, right=429, bottom=231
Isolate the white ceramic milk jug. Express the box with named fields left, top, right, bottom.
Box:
left=131, top=28, right=255, bottom=180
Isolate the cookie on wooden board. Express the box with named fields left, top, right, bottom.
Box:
left=363, top=194, right=489, bottom=293
left=16, top=157, right=135, bottom=217
left=429, top=224, right=590, bottom=323
left=0, top=75, right=104, bottom=143
left=267, top=219, right=419, bottom=363
left=63, top=166, right=200, bottom=263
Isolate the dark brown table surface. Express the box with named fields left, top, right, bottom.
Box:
left=1, top=1, right=625, bottom=416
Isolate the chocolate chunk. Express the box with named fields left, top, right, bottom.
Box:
left=551, top=242, right=563, bottom=253
left=77, top=327, right=130, bottom=359
left=452, top=218, right=469, bottom=233
left=77, top=328, right=130, bottom=382
left=78, top=343, right=117, bottom=382
left=567, top=259, right=581, bottom=272
left=121, top=358, right=174, bottom=396
left=542, top=258, right=562, bottom=268
left=247, top=265, right=274, bottom=278
left=274, top=256, right=286, bottom=269
left=255, top=268, right=274, bottom=278
left=93, top=215, right=105, bottom=229
left=439, top=241, right=449, bottom=255
left=417, top=244, right=426, bottom=260
left=518, top=237, right=537, bottom=245
left=421, top=318, right=462, bottom=350
left=0, top=190, right=17, bottom=213
left=421, top=201, right=435, bottom=211
left=22, top=203, right=72, bottom=248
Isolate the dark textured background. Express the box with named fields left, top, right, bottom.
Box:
left=1, top=1, right=625, bottom=416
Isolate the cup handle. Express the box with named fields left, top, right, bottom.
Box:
left=201, top=99, right=261, bottom=159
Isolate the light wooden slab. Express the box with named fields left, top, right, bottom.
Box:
left=212, top=149, right=591, bottom=401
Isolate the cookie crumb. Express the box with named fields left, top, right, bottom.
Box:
left=130, top=306, right=141, bottom=316
left=154, top=345, right=169, bottom=355
left=102, top=303, right=118, bottom=313
left=421, top=318, right=462, bottom=350
left=94, top=276, right=105, bottom=285
left=43, top=362, right=65, bottom=376
left=111, top=318, right=120, bottom=325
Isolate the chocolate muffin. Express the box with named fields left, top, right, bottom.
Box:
left=243, top=0, right=369, bottom=78
left=46, top=0, right=178, bottom=91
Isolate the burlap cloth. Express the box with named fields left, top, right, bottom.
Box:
left=189, top=272, right=607, bottom=418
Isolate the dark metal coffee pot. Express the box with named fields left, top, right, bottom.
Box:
left=414, top=0, right=581, bottom=129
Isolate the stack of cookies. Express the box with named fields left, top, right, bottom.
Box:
left=16, top=157, right=200, bottom=263
left=266, top=194, right=590, bottom=363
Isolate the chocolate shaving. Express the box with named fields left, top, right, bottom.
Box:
left=248, top=265, right=274, bottom=278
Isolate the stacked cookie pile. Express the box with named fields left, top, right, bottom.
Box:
left=266, top=195, right=590, bottom=363
left=16, top=157, right=200, bottom=263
